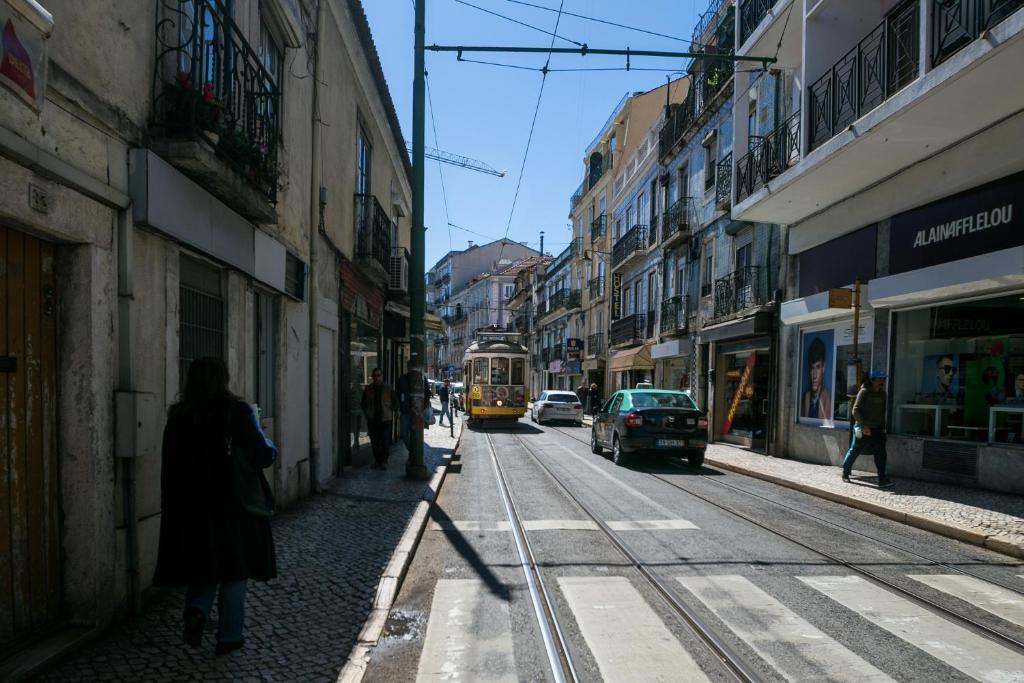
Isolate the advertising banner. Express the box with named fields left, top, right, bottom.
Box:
left=722, top=352, right=756, bottom=434
left=612, top=272, right=622, bottom=319
left=0, top=5, right=49, bottom=111
left=566, top=338, right=583, bottom=360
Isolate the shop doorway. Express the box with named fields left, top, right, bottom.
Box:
left=715, top=345, right=770, bottom=450
left=1, top=226, right=61, bottom=653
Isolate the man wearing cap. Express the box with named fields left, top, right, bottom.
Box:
left=842, top=370, right=893, bottom=488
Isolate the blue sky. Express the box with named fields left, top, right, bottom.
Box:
left=362, top=0, right=708, bottom=269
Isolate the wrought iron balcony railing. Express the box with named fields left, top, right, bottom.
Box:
left=658, top=57, right=733, bottom=161
left=588, top=276, right=605, bottom=300
left=568, top=290, right=582, bottom=310
left=659, top=295, right=689, bottom=335
left=932, top=0, right=1023, bottom=67
left=570, top=180, right=584, bottom=213
left=735, top=110, right=801, bottom=203
left=610, top=314, right=646, bottom=347
left=716, top=152, right=732, bottom=209
left=154, top=0, right=281, bottom=199
left=808, top=0, right=919, bottom=152
left=739, top=0, right=773, bottom=46
left=549, top=288, right=569, bottom=311
left=587, top=332, right=605, bottom=356
left=611, top=224, right=649, bottom=269
left=712, top=266, right=768, bottom=320
left=535, top=300, right=548, bottom=319
left=354, top=194, right=394, bottom=273
left=662, top=197, right=691, bottom=245
left=591, top=214, right=607, bottom=241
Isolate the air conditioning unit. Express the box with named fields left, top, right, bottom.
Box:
left=389, top=250, right=409, bottom=292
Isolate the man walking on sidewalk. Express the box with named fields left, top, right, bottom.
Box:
left=437, top=378, right=453, bottom=427
left=842, top=370, right=893, bottom=488
left=361, top=368, right=397, bottom=470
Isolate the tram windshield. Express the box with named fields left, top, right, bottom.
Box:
left=490, top=358, right=510, bottom=385
left=511, top=358, right=525, bottom=385
left=473, top=358, right=489, bottom=385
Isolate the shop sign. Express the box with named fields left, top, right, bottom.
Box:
left=889, top=172, right=1024, bottom=275
left=929, top=301, right=1024, bottom=339
left=797, top=224, right=876, bottom=298
left=721, top=352, right=756, bottom=434
left=548, top=360, right=562, bottom=373
left=564, top=360, right=581, bottom=374
left=0, top=4, right=50, bottom=112
left=566, top=338, right=583, bottom=359
left=611, top=272, right=622, bottom=319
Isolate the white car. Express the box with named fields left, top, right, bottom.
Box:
left=531, top=391, right=584, bottom=426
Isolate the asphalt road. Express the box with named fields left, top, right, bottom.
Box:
left=363, top=418, right=1024, bottom=683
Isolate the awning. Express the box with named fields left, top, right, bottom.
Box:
left=608, top=346, right=654, bottom=372
left=385, top=301, right=410, bottom=318
left=424, top=312, right=443, bottom=331
left=699, top=311, right=773, bottom=343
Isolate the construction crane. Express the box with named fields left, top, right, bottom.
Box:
left=407, top=142, right=506, bottom=177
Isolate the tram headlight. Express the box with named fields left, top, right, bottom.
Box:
left=496, top=400, right=503, bottom=407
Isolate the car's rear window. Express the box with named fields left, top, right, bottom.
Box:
left=546, top=393, right=578, bottom=403
left=630, top=392, right=697, bottom=409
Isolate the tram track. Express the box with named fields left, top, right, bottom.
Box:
left=483, top=430, right=766, bottom=683
left=540, top=422, right=1024, bottom=652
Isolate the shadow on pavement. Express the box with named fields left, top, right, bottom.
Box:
left=428, top=505, right=511, bottom=601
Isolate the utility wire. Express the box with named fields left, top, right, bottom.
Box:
left=499, top=0, right=689, bottom=43
left=454, top=0, right=582, bottom=46
left=425, top=72, right=456, bottom=265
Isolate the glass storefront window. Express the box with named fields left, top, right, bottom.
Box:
left=511, top=358, right=525, bottom=385
left=350, top=320, right=379, bottom=451
left=797, top=319, right=872, bottom=428
left=473, top=358, right=490, bottom=385
left=891, top=293, right=1024, bottom=444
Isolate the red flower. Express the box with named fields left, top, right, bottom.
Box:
left=202, top=82, right=216, bottom=102
left=176, top=71, right=193, bottom=89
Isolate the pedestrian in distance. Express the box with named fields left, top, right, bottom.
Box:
left=575, top=384, right=589, bottom=407
left=153, top=357, right=278, bottom=656
left=362, top=367, right=398, bottom=470
left=588, top=383, right=601, bottom=416
left=842, top=369, right=893, bottom=488
left=437, top=378, right=453, bottom=427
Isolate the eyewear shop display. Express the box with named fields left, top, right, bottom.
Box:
left=797, top=319, right=873, bottom=428
left=890, top=293, right=1024, bottom=445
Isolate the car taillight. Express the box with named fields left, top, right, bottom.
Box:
left=624, top=411, right=643, bottom=427
left=697, top=416, right=708, bottom=430
left=573, top=403, right=582, bottom=409
left=541, top=402, right=552, bottom=408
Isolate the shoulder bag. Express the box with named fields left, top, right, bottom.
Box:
left=227, top=436, right=275, bottom=517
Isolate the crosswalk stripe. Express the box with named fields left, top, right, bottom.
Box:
left=908, top=574, right=1024, bottom=628
left=559, top=576, right=711, bottom=682
left=607, top=519, right=699, bottom=531
left=428, top=520, right=511, bottom=532
left=800, top=575, right=1024, bottom=682
left=416, top=579, right=517, bottom=682
left=678, top=575, right=893, bottom=682
left=523, top=519, right=599, bottom=531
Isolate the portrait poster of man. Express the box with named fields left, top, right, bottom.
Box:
left=923, top=353, right=961, bottom=401
left=800, top=330, right=834, bottom=424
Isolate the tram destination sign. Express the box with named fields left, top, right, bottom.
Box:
left=889, top=171, right=1024, bottom=275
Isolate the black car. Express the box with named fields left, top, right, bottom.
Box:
left=591, top=389, right=707, bottom=467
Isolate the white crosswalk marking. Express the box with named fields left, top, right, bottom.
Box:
left=428, top=520, right=510, bottom=532
left=607, top=519, right=699, bottom=531
left=416, top=579, right=517, bottom=682
left=909, top=574, right=1024, bottom=628
left=559, top=576, right=711, bottom=683
left=800, top=575, right=1024, bottom=683
left=678, top=575, right=893, bottom=682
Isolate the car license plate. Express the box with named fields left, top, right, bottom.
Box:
left=656, top=439, right=685, bottom=448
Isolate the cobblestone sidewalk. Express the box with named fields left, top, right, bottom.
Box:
left=705, top=443, right=1024, bottom=558
left=38, top=416, right=461, bottom=682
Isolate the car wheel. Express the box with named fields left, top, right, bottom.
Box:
left=687, top=451, right=705, bottom=469
left=590, top=428, right=603, bottom=455
left=612, top=435, right=628, bottom=467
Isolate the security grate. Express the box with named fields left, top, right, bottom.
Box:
left=180, top=285, right=225, bottom=390
left=921, top=440, right=978, bottom=477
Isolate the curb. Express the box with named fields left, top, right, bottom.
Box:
left=337, top=422, right=464, bottom=683
left=705, top=456, right=1024, bottom=560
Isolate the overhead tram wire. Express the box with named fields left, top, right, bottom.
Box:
left=454, top=0, right=583, bottom=46
left=499, top=0, right=690, bottom=43
left=494, top=0, right=567, bottom=268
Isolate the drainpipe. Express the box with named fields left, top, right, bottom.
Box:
left=116, top=205, right=141, bottom=615
left=307, top=0, right=326, bottom=493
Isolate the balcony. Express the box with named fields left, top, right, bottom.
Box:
left=611, top=225, right=648, bottom=270
left=570, top=181, right=585, bottom=213
left=514, top=313, right=530, bottom=333
left=739, top=0, right=773, bottom=46
left=549, top=288, right=569, bottom=312
left=354, top=194, right=393, bottom=275
left=389, top=247, right=409, bottom=294
left=659, top=51, right=734, bottom=161
left=933, top=0, right=1024, bottom=66
left=590, top=214, right=607, bottom=242
left=735, top=110, right=801, bottom=204
left=588, top=276, right=605, bottom=301
left=712, top=266, right=769, bottom=322
left=716, top=153, right=732, bottom=209
left=808, top=1, right=920, bottom=152
left=610, top=314, right=646, bottom=347
left=659, top=295, right=689, bottom=335
left=152, top=0, right=281, bottom=224
left=662, top=197, right=692, bottom=247
left=587, top=332, right=605, bottom=356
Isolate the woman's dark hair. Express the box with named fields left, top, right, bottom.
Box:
left=173, top=357, right=238, bottom=419
left=807, top=338, right=826, bottom=366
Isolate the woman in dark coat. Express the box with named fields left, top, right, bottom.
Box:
left=153, top=357, right=277, bottom=655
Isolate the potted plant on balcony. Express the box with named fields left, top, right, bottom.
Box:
left=161, top=71, right=225, bottom=143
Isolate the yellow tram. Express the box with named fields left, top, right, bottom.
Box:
left=462, top=329, right=530, bottom=424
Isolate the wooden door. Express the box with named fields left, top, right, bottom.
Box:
left=0, top=226, right=60, bottom=653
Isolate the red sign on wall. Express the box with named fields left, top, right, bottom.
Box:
left=0, top=6, right=49, bottom=112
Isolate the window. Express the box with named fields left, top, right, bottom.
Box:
left=259, top=20, right=283, bottom=86
left=615, top=218, right=622, bottom=240
left=735, top=243, right=752, bottom=270
left=254, top=290, right=277, bottom=417
left=677, top=163, right=689, bottom=200
left=637, top=192, right=648, bottom=227
left=473, top=358, right=490, bottom=385
left=357, top=126, right=372, bottom=195
left=647, top=271, right=657, bottom=311
left=491, top=357, right=510, bottom=385
left=626, top=206, right=635, bottom=230
left=701, top=251, right=713, bottom=297
left=703, top=134, right=717, bottom=191
left=511, top=358, right=525, bottom=385
left=504, top=284, right=514, bottom=300
left=747, top=99, right=758, bottom=140
left=649, top=180, right=658, bottom=218
left=179, top=256, right=224, bottom=391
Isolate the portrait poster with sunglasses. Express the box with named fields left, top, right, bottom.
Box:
left=923, top=354, right=961, bottom=401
